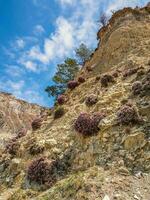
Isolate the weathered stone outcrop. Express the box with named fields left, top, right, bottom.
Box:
left=0, top=92, right=47, bottom=148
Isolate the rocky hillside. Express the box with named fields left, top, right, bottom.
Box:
left=0, top=5, right=150, bottom=200
left=0, top=92, right=47, bottom=148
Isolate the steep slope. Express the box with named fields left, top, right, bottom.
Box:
left=0, top=92, right=47, bottom=148
left=0, top=5, right=150, bottom=200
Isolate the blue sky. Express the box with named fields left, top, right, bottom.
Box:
left=0, top=0, right=149, bottom=107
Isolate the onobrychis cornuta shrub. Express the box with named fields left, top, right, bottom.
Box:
left=117, top=104, right=140, bottom=125
left=67, top=80, right=79, bottom=90
left=86, top=66, right=92, bottom=72
left=142, top=69, right=150, bottom=95
left=95, top=76, right=101, bottom=81
left=29, top=144, right=45, bottom=155
left=132, top=81, right=142, bottom=95
left=27, top=157, right=55, bottom=185
left=123, top=68, right=138, bottom=78
left=57, top=95, right=66, bottom=105
left=112, top=71, right=119, bottom=78
left=5, top=139, right=20, bottom=155
left=85, top=94, right=98, bottom=106
left=32, top=118, right=42, bottom=131
left=16, top=128, right=27, bottom=139
left=101, top=74, right=115, bottom=87
left=74, top=112, right=105, bottom=136
left=5, top=128, right=27, bottom=155
left=78, top=76, right=85, bottom=83
left=54, top=107, right=65, bottom=119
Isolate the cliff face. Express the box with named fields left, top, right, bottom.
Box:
left=0, top=5, right=150, bottom=200
left=0, top=92, right=46, bottom=147
left=83, top=6, right=150, bottom=75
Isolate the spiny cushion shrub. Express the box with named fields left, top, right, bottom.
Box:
left=95, top=76, right=101, bottom=81
left=117, top=104, right=140, bottom=125
left=123, top=68, right=138, bottom=78
left=32, top=118, right=42, bottom=131
left=29, top=144, right=45, bottom=155
left=101, top=74, right=115, bottom=87
left=54, top=107, right=65, bottom=119
left=27, top=157, right=55, bottom=185
left=85, top=94, right=98, bottom=106
left=112, top=71, right=119, bottom=78
left=78, top=76, right=85, bottom=83
left=124, top=127, right=131, bottom=134
left=74, top=112, right=105, bottom=136
left=86, top=66, right=92, bottom=72
left=5, top=128, right=26, bottom=155
left=16, top=128, right=27, bottom=139
left=143, top=80, right=150, bottom=93
left=142, top=70, right=150, bottom=93
left=5, top=139, right=20, bottom=155
left=57, top=95, right=66, bottom=105
left=67, top=80, right=79, bottom=90
left=132, top=81, right=142, bottom=95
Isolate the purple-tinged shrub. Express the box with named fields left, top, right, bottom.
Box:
left=85, top=94, right=98, bottom=106
left=78, top=76, right=85, bottom=83
left=27, top=157, right=55, bottom=185
left=29, top=144, right=45, bottom=155
left=54, top=107, right=65, bottom=119
left=67, top=80, right=79, bottom=90
left=112, top=72, right=119, bottom=78
left=101, top=74, right=115, bottom=87
left=5, top=128, right=27, bottom=155
left=74, top=112, right=105, bottom=136
left=141, top=70, right=150, bottom=95
left=95, top=76, right=101, bottom=81
left=57, top=95, right=66, bottom=105
left=5, top=139, right=20, bottom=155
left=117, top=104, right=140, bottom=125
left=123, top=68, right=138, bottom=78
left=142, top=81, right=150, bottom=95
left=124, top=127, right=131, bottom=134
left=86, top=66, right=92, bottom=72
left=32, top=118, right=42, bottom=131
left=132, top=81, right=142, bottom=95
left=16, top=128, right=27, bottom=139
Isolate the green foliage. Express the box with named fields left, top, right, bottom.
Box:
left=54, top=107, right=65, bottom=119
left=45, top=44, right=93, bottom=100
left=53, top=58, right=79, bottom=84
left=45, top=58, right=79, bottom=99
left=45, top=85, right=66, bottom=99
left=75, top=43, right=93, bottom=65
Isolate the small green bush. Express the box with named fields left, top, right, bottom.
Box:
left=54, top=107, right=65, bottom=119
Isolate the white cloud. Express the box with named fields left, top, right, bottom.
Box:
left=34, top=25, right=45, bottom=35
left=21, top=61, right=37, bottom=72
left=0, top=78, right=45, bottom=106
left=6, top=65, right=25, bottom=77
left=9, top=80, right=25, bottom=91
left=106, top=0, right=147, bottom=15
left=27, top=1, right=100, bottom=65
left=28, top=16, right=75, bottom=64
left=22, top=89, right=45, bottom=105
left=0, top=80, right=24, bottom=94
left=58, top=0, right=76, bottom=5
left=16, top=39, right=25, bottom=49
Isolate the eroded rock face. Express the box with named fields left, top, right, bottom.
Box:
left=123, top=132, right=146, bottom=151
left=0, top=92, right=46, bottom=144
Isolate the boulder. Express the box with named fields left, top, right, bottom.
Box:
left=123, top=132, right=146, bottom=151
